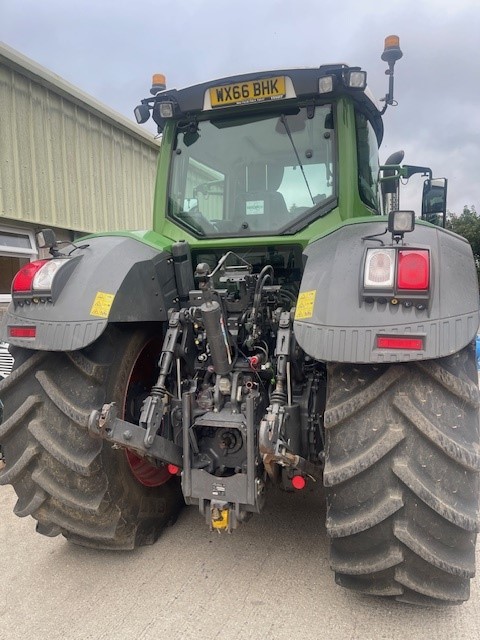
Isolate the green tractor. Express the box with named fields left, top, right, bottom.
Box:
left=1, top=36, right=479, bottom=606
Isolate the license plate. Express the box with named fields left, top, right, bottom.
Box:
left=209, top=76, right=286, bottom=108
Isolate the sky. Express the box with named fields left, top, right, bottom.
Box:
left=1, top=0, right=479, bottom=216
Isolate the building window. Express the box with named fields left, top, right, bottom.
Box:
left=0, top=226, right=37, bottom=303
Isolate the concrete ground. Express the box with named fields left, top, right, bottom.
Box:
left=1, top=483, right=479, bottom=640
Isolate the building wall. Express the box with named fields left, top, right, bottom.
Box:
left=0, top=43, right=160, bottom=234
left=0, top=43, right=161, bottom=322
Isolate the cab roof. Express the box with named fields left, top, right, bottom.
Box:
left=145, top=66, right=384, bottom=144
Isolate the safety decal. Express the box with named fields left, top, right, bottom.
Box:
left=90, top=292, right=115, bottom=318
left=295, top=290, right=316, bottom=320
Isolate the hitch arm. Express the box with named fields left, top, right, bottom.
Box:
left=88, top=403, right=183, bottom=468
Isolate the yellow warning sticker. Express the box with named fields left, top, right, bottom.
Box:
left=295, top=290, right=316, bottom=320
left=90, top=292, right=115, bottom=318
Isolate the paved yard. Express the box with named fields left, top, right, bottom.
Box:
left=1, top=483, right=480, bottom=640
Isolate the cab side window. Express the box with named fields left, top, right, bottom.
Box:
left=355, top=112, right=380, bottom=212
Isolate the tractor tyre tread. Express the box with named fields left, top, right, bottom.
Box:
left=0, top=325, right=183, bottom=550
left=324, top=344, right=480, bottom=605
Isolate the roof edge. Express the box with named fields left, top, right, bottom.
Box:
left=0, top=41, right=160, bottom=150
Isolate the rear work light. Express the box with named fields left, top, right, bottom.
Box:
left=388, top=210, right=415, bottom=235
left=345, top=70, right=367, bottom=89
left=397, top=250, right=429, bottom=290
left=319, top=76, right=334, bottom=94
left=12, top=259, right=68, bottom=294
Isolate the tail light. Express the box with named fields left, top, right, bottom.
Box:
left=363, top=245, right=431, bottom=353
left=12, top=259, right=68, bottom=294
left=397, top=249, right=429, bottom=290
left=364, top=248, right=430, bottom=294
left=12, top=260, right=49, bottom=292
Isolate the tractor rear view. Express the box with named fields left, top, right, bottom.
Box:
left=1, top=36, right=479, bottom=606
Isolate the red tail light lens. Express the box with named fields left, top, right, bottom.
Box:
left=12, top=258, right=68, bottom=294
left=397, top=250, right=429, bottom=290
left=12, top=260, right=49, bottom=292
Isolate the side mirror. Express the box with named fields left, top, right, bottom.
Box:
left=422, top=178, right=447, bottom=227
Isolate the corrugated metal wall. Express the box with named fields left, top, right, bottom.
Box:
left=0, top=43, right=160, bottom=233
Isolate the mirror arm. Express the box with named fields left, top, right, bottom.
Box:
left=379, top=164, right=402, bottom=182
left=401, top=165, right=432, bottom=180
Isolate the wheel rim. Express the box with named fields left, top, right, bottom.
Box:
left=124, top=336, right=173, bottom=487
left=125, top=450, right=172, bottom=487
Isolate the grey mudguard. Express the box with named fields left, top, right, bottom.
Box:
left=0, top=236, right=177, bottom=351
left=294, top=220, right=480, bottom=363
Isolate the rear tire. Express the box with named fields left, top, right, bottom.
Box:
left=323, top=344, right=480, bottom=605
left=0, top=325, right=184, bottom=550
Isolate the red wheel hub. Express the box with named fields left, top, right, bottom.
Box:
left=125, top=450, right=173, bottom=487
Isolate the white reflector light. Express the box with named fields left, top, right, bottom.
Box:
left=364, top=248, right=396, bottom=288
left=32, top=259, right=67, bottom=291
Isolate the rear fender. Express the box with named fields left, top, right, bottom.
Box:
left=0, top=236, right=177, bottom=351
left=294, top=220, right=480, bottom=363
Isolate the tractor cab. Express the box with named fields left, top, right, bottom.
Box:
left=135, top=66, right=385, bottom=243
